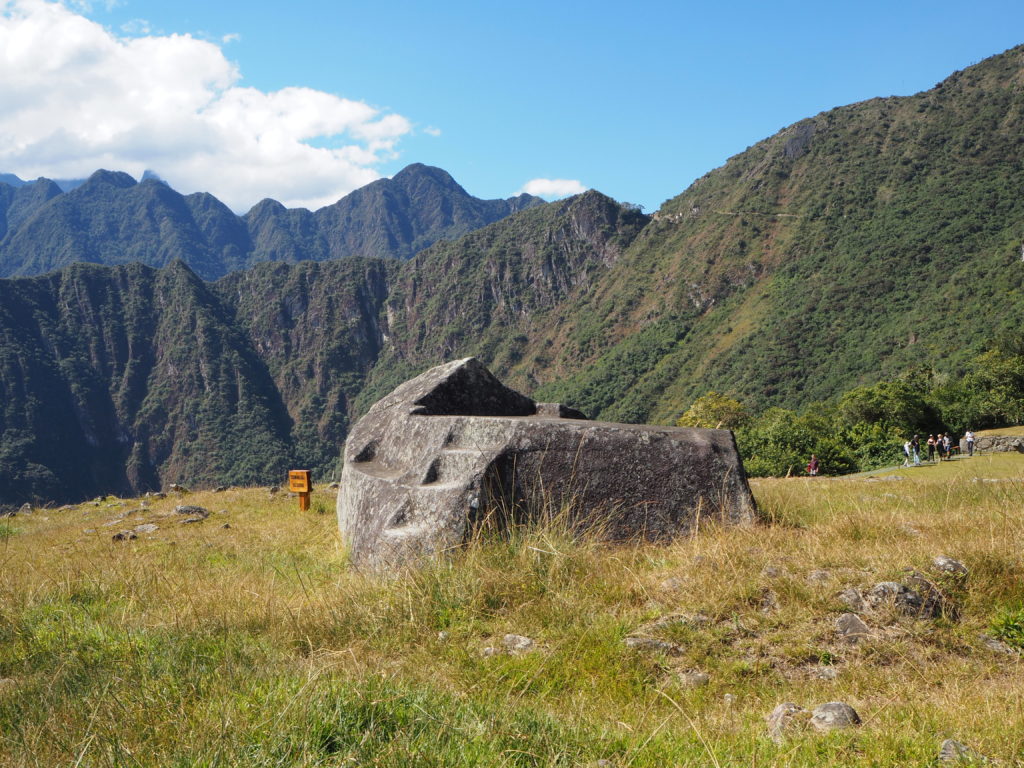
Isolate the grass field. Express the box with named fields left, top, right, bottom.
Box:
left=1, top=455, right=1023, bottom=766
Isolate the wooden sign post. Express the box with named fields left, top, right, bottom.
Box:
left=288, top=470, right=312, bottom=511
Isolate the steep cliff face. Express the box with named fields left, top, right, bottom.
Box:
left=353, top=191, right=650, bottom=408
left=215, top=258, right=398, bottom=475
left=0, top=262, right=292, bottom=503
left=0, top=193, right=635, bottom=504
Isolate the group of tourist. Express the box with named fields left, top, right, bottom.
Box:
left=805, top=430, right=978, bottom=476
left=901, top=430, right=976, bottom=467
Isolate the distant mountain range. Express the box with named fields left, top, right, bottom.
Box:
left=0, top=164, right=544, bottom=280
left=3, top=45, right=1024, bottom=505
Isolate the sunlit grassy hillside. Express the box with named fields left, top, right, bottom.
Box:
left=1, top=454, right=1022, bottom=766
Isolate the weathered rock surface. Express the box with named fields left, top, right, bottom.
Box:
left=938, top=738, right=987, bottom=764
left=835, top=613, right=871, bottom=643
left=934, top=555, right=968, bottom=576
left=866, top=581, right=933, bottom=617
left=810, top=702, right=861, bottom=732
left=963, top=434, right=1024, bottom=454
left=766, top=702, right=806, bottom=743
left=624, top=636, right=683, bottom=655
left=338, top=358, right=756, bottom=569
left=677, top=670, right=710, bottom=688
left=174, top=505, right=210, bottom=519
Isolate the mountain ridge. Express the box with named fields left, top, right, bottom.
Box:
left=4, top=45, right=1024, bottom=503
left=0, top=164, right=546, bottom=280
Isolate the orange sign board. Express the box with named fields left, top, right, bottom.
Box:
left=288, top=470, right=312, bottom=494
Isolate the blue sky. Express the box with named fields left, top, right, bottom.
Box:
left=2, top=0, right=1023, bottom=211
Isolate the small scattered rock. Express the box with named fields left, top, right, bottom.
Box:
left=174, top=505, right=210, bottom=519
left=979, top=633, right=1020, bottom=656
left=214, top=485, right=227, bottom=493
left=181, top=517, right=206, bottom=524
left=759, top=588, right=779, bottom=613
left=766, top=702, right=806, bottom=744
left=938, top=738, right=986, bottom=764
left=659, top=577, right=683, bottom=591
left=808, top=666, right=839, bottom=681
left=809, top=701, right=861, bottom=732
left=437, top=631, right=449, bottom=641
left=866, top=581, right=937, bottom=617
left=761, top=565, right=785, bottom=579
left=933, top=556, right=968, bottom=576
left=835, top=613, right=871, bottom=644
left=17, top=503, right=32, bottom=515
left=133, top=523, right=159, bottom=534
left=677, top=670, right=710, bottom=688
left=221, top=523, right=231, bottom=529
left=268, top=485, right=281, bottom=495
left=482, top=633, right=537, bottom=657
left=328, top=481, right=340, bottom=489
left=902, top=524, right=922, bottom=537
left=112, top=530, right=137, bottom=541
left=168, top=484, right=190, bottom=494
left=82, top=528, right=96, bottom=534
left=624, top=636, right=683, bottom=655
left=837, top=589, right=869, bottom=612
left=148, top=491, right=167, bottom=499
left=723, top=693, right=736, bottom=706
left=503, top=634, right=534, bottom=654
left=808, top=569, right=831, bottom=583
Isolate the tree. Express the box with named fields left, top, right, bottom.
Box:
left=677, top=391, right=749, bottom=429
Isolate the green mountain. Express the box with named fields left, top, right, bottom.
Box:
left=0, top=164, right=544, bottom=280
left=523, top=44, right=1024, bottom=423
left=0, top=191, right=634, bottom=504
left=3, top=45, right=1024, bottom=504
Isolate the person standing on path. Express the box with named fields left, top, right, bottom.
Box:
left=902, top=440, right=912, bottom=467
left=942, top=433, right=952, bottom=459
left=807, top=454, right=820, bottom=476
left=966, top=430, right=975, bottom=457
left=927, top=435, right=937, bottom=463
left=911, top=434, right=922, bottom=466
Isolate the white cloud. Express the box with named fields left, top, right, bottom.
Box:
left=0, top=0, right=414, bottom=211
left=423, top=126, right=441, bottom=137
left=519, top=178, right=588, bottom=199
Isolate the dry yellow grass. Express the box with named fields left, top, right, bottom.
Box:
left=0, top=455, right=1022, bottom=766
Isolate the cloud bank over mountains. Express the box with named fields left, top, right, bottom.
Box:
left=520, top=178, right=588, bottom=199
left=0, top=0, right=414, bottom=211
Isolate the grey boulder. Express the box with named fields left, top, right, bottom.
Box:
left=338, top=358, right=756, bottom=569
left=809, top=701, right=861, bottom=732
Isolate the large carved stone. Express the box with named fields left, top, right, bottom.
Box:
left=338, top=358, right=756, bottom=569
